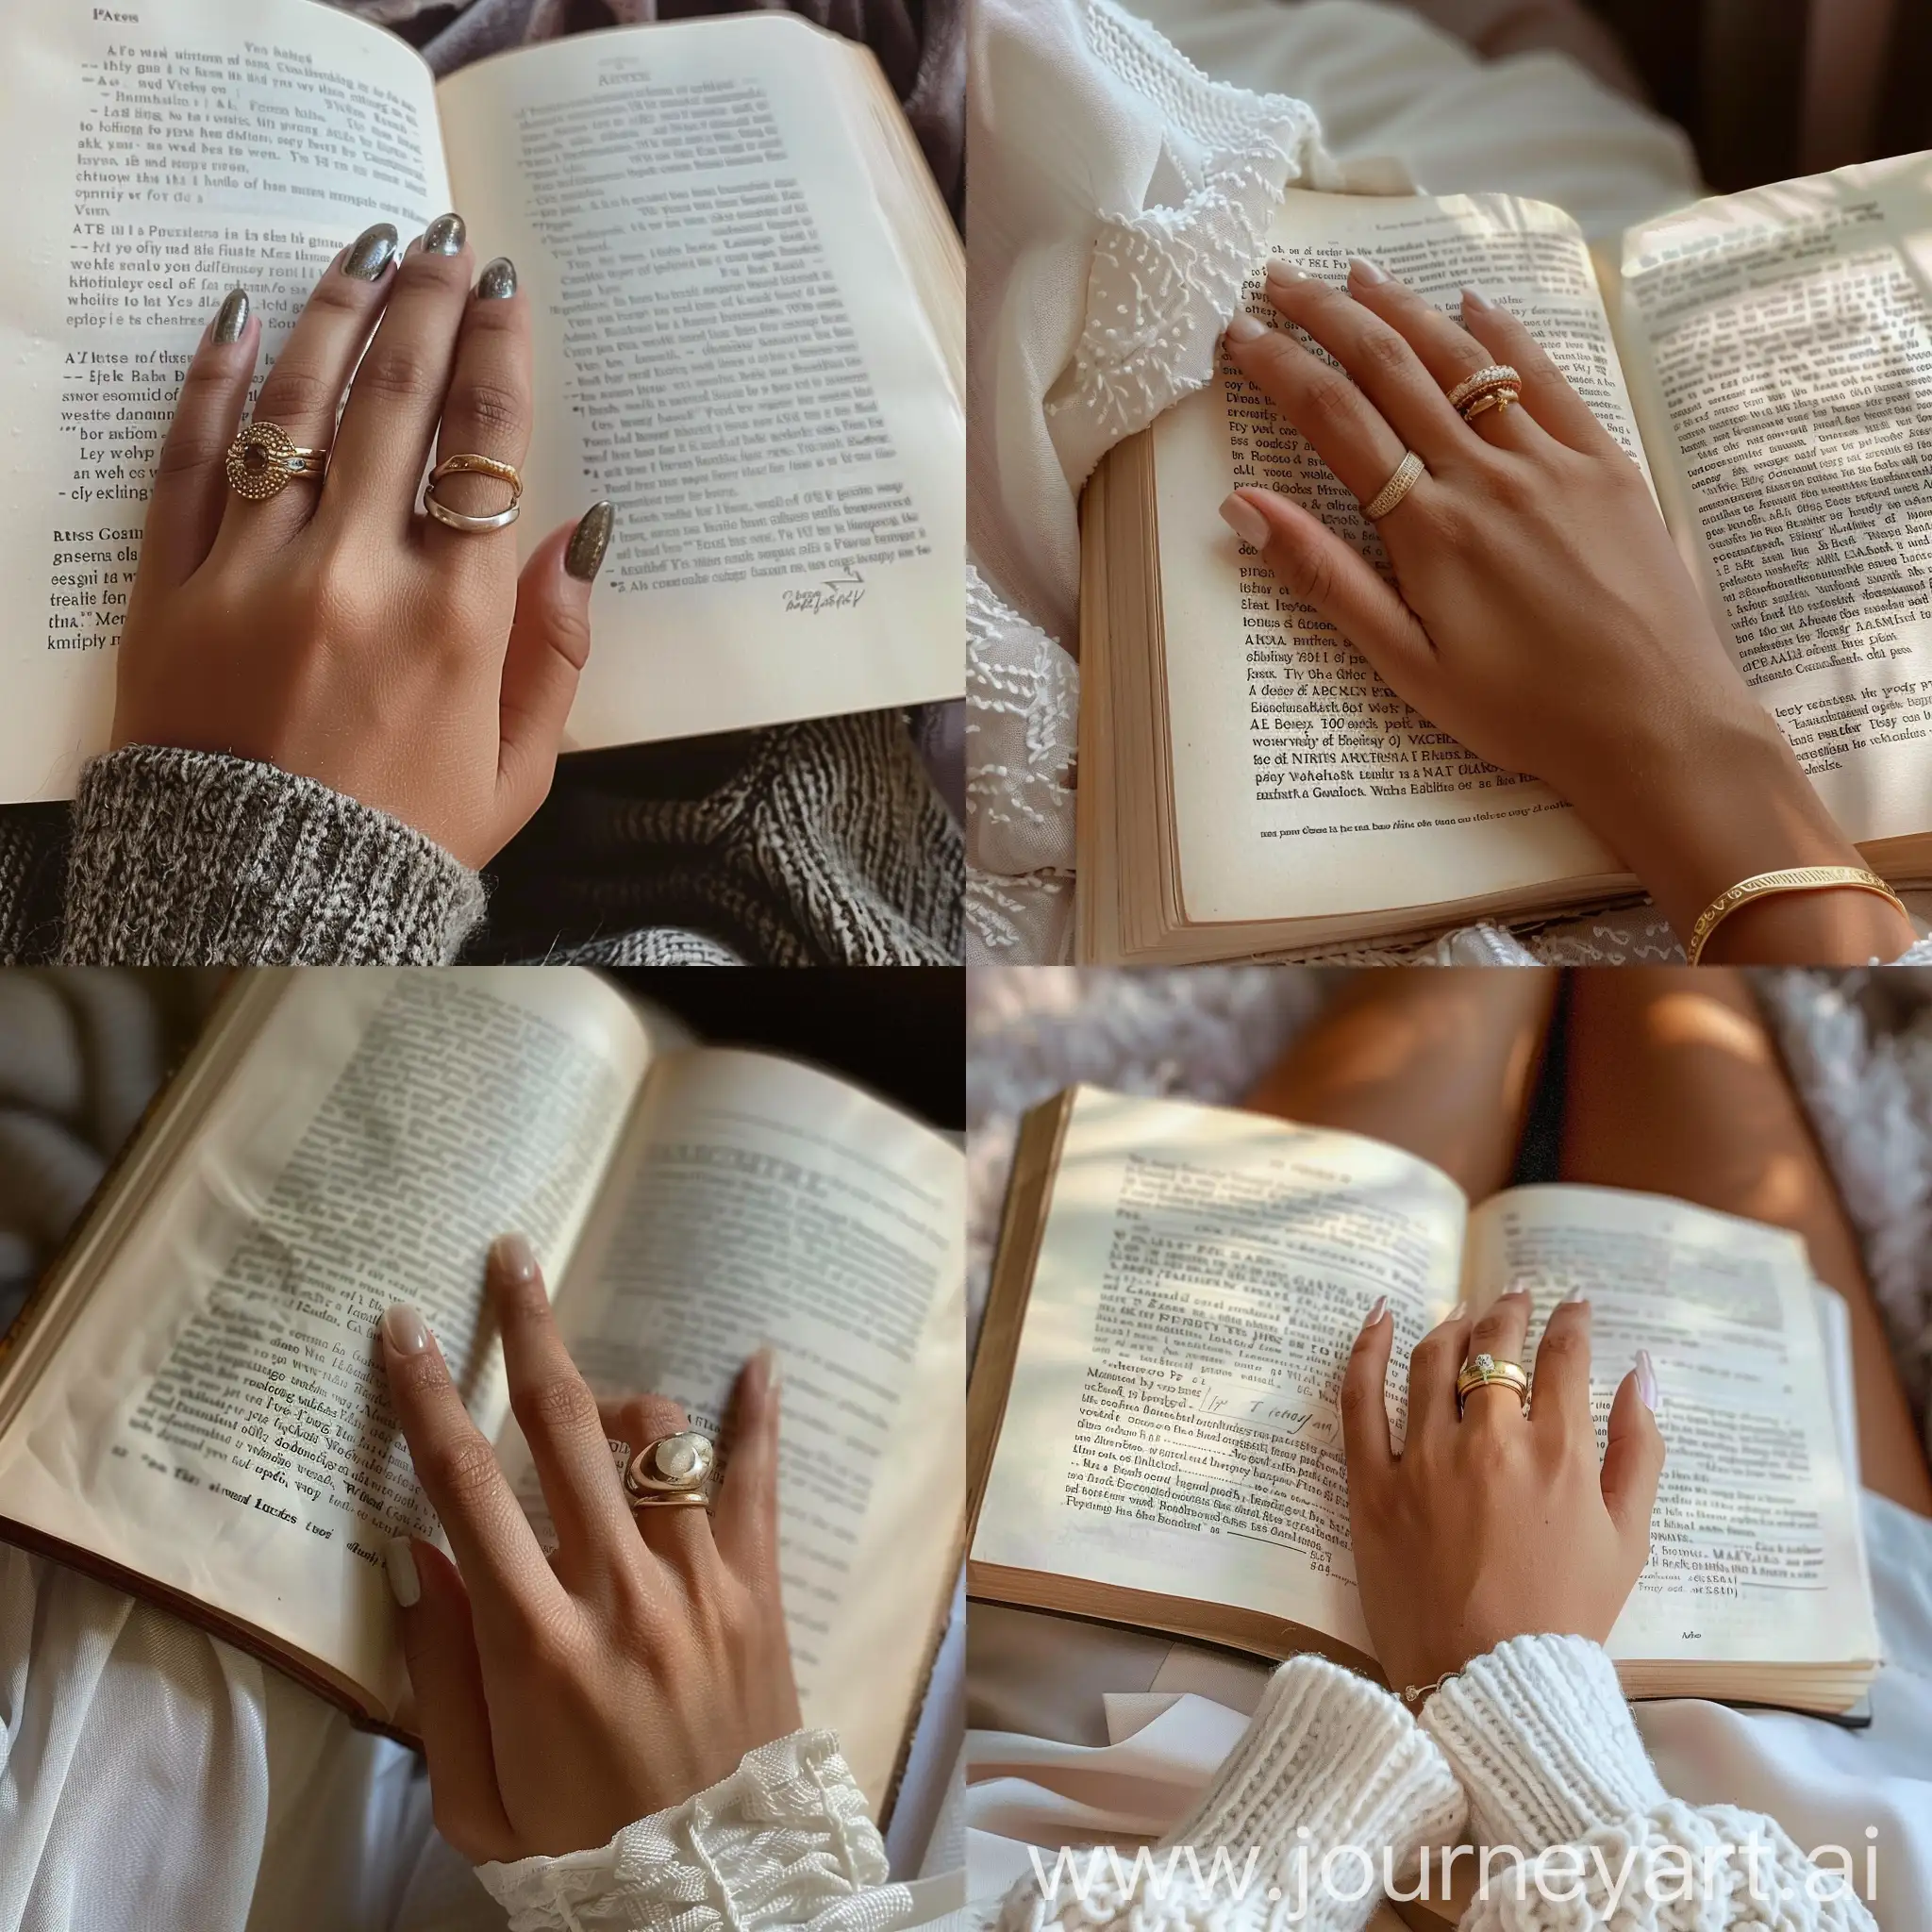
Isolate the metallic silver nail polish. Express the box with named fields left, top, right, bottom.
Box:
left=477, top=257, right=517, bottom=300
left=424, top=212, right=465, bottom=257
left=342, top=222, right=400, bottom=280
left=211, top=287, right=249, bottom=344
left=565, top=501, right=614, bottom=582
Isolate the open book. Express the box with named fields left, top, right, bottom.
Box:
left=967, top=1086, right=1878, bottom=1716
left=0, top=968, right=966, bottom=1816
left=1079, top=154, right=1932, bottom=960
left=0, top=0, right=963, bottom=804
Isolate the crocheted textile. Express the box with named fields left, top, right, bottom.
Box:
left=477, top=1730, right=911, bottom=1932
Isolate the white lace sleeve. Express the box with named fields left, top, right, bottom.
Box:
left=1424, top=1635, right=1879, bottom=1930
left=475, top=1730, right=913, bottom=1932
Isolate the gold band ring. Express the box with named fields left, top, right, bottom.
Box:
left=425, top=451, right=524, bottom=533
left=1445, top=364, right=1522, bottom=415
left=225, top=423, right=330, bottom=500
left=1360, top=450, right=1425, bottom=521
left=1455, top=1352, right=1530, bottom=1416
left=618, top=1428, right=717, bottom=1510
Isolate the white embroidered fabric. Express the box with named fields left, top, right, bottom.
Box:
left=476, top=1730, right=912, bottom=1932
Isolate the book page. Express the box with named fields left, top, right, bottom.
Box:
left=1616, top=154, right=1932, bottom=844
left=1153, top=192, right=1634, bottom=924
left=532, top=1048, right=966, bottom=1812
left=1463, top=1184, right=1877, bottom=1668
left=972, top=1088, right=1465, bottom=1656
left=0, top=0, right=450, bottom=802
left=434, top=16, right=962, bottom=746
left=0, top=968, right=652, bottom=1717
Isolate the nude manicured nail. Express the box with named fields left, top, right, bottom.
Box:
left=1461, top=285, right=1493, bottom=312
left=565, top=501, right=614, bottom=582
left=1224, top=311, right=1268, bottom=344
left=1350, top=257, right=1391, bottom=285
left=211, top=287, right=249, bottom=344
left=342, top=222, right=400, bottom=279
left=1448, top=1300, right=1469, bottom=1321
left=381, top=1303, right=428, bottom=1355
left=1562, top=1285, right=1589, bottom=1305
left=385, top=1537, right=422, bottom=1608
left=477, top=256, right=517, bottom=300
left=1360, top=1295, right=1388, bottom=1333
left=1219, top=492, right=1270, bottom=549
left=1635, top=1349, right=1659, bottom=1411
left=491, top=1231, right=539, bottom=1284
left=423, top=211, right=465, bottom=256
left=755, top=1343, right=781, bottom=1395
left=1264, top=258, right=1310, bottom=284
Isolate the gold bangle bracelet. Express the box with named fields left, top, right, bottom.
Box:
left=1685, top=866, right=1909, bottom=965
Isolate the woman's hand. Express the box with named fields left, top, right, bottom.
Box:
left=1220, top=264, right=1915, bottom=964
left=116, top=220, right=614, bottom=870
left=378, top=1233, right=800, bottom=1862
left=1340, top=1291, right=1663, bottom=1697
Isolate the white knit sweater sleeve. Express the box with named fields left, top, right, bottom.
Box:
left=1423, top=1634, right=1880, bottom=1930
left=474, top=1729, right=913, bottom=1932
left=993, top=1654, right=1467, bottom=1932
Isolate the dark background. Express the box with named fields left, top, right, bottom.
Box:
left=608, top=968, right=964, bottom=1132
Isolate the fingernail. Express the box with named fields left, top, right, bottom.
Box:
left=211, top=287, right=249, bottom=344
left=381, top=1303, right=429, bottom=1355
left=1219, top=492, right=1270, bottom=549
left=1501, top=1286, right=1531, bottom=1302
left=1448, top=1300, right=1469, bottom=1321
left=1461, top=285, right=1492, bottom=312
left=1349, top=257, right=1391, bottom=286
left=342, top=222, right=400, bottom=279
left=755, top=1343, right=781, bottom=1395
left=1562, top=1285, right=1589, bottom=1305
left=477, top=256, right=517, bottom=300
left=1224, top=311, right=1268, bottom=344
left=424, top=212, right=465, bottom=256
left=565, top=500, right=614, bottom=581
left=491, top=1231, right=539, bottom=1284
left=1635, top=1349, right=1658, bottom=1411
left=1360, top=1294, right=1388, bottom=1333
left=1264, top=258, right=1310, bottom=284
left=385, top=1537, right=421, bottom=1608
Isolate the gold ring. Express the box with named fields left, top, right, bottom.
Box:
left=1445, top=364, right=1522, bottom=415
left=424, top=451, right=523, bottom=533
left=1455, top=1352, right=1530, bottom=1416
left=621, top=1429, right=716, bottom=1510
left=1360, top=450, right=1424, bottom=521
left=1460, top=388, right=1521, bottom=423
left=225, top=422, right=330, bottom=500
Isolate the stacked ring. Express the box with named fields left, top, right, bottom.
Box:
left=619, top=1429, right=717, bottom=1511
left=1445, top=363, right=1522, bottom=423
left=225, top=422, right=330, bottom=500
left=425, top=451, right=524, bottom=533
left=1455, top=1351, right=1530, bottom=1416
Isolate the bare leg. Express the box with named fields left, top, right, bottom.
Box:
left=1242, top=969, right=1558, bottom=1200
left=1560, top=967, right=1932, bottom=1516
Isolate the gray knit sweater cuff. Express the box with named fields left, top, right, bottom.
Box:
left=63, top=745, right=485, bottom=965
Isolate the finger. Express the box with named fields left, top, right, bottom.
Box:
left=379, top=1300, right=568, bottom=1644
left=1461, top=1289, right=1533, bottom=1424
left=1219, top=488, right=1441, bottom=699
left=1458, top=287, right=1622, bottom=457
left=1342, top=260, right=1553, bottom=457
left=488, top=1231, right=635, bottom=1584
left=1602, top=1351, right=1666, bottom=1547
left=1224, top=312, right=1411, bottom=508
left=610, top=1391, right=719, bottom=1581
left=142, top=288, right=258, bottom=591
left=1339, top=1297, right=1395, bottom=1483
left=422, top=256, right=533, bottom=565
left=387, top=1537, right=514, bottom=1862
left=325, top=212, right=472, bottom=534
left=494, top=506, right=607, bottom=839
left=1528, top=1292, right=1594, bottom=1439
left=213, top=223, right=401, bottom=554
left=1407, top=1310, right=1473, bottom=1442
left=1261, top=261, right=1471, bottom=468
left=712, top=1348, right=783, bottom=1581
